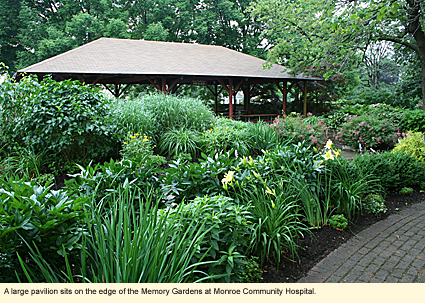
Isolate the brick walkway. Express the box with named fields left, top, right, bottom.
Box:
left=298, top=201, right=425, bottom=283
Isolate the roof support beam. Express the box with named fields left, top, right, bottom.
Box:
left=144, top=76, right=162, bottom=91
left=217, top=78, right=244, bottom=119
left=166, top=77, right=181, bottom=94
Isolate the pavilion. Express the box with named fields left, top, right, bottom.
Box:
left=16, top=37, right=321, bottom=119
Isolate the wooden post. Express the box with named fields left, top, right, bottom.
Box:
left=229, top=78, right=233, bottom=119
left=162, top=76, right=167, bottom=94
left=303, top=80, right=307, bottom=118
left=274, top=81, right=288, bottom=116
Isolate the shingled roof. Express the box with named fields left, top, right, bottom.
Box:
left=16, top=37, right=318, bottom=84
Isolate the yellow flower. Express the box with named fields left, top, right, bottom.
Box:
left=325, top=139, right=334, bottom=150
left=135, top=133, right=140, bottom=136
left=130, top=135, right=136, bottom=139
left=209, top=129, right=212, bottom=132
left=210, top=123, right=213, bottom=126
left=226, top=127, right=229, bottom=130
left=124, top=142, right=127, bottom=145
left=322, top=150, right=335, bottom=161
left=221, top=170, right=235, bottom=185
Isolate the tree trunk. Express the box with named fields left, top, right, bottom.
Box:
left=407, top=0, right=425, bottom=102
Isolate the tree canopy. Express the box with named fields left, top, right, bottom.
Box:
left=0, top=0, right=267, bottom=73
left=250, top=0, right=425, bottom=102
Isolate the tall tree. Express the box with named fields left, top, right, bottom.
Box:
left=251, top=0, right=425, bottom=102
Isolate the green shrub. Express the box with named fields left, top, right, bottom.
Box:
left=337, top=113, right=398, bottom=151
left=399, top=187, right=414, bottom=195
left=393, top=132, right=425, bottom=164
left=65, top=156, right=163, bottom=206
left=328, top=214, right=348, bottom=230
left=199, top=118, right=252, bottom=156
left=0, top=179, right=88, bottom=282
left=400, top=109, right=425, bottom=133
left=0, top=75, right=117, bottom=170
left=233, top=182, right=308, bottom=267
left=323, top=112, right=350, bottom=131
left=168, top=195, right=254, bottom=282
left=271, top=113, right=328, bottom=150
left=161, top=150, right=238, bottom=204
left=352, top=151, right=425, bottom=191
left=325, top=156, right=381, bottom=220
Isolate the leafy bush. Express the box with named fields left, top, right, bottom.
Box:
left=0, top=75, right=117, bottom=170
left=292, top=175, right=332, bottom=228
left=393, top=132, right=425, bottom=164
left=362, top=194, right=387, bottom=216
left=399, top=187, right=414, bottom=195
left=169, top=195, right=254, bottom=282
left=352, top=151, right=425, bottom=191
left=271, top=113, right=328, bottom=150
left=323, top=112, right=350, bottom=131
left=400, top=109, right=425, bottom=133
left=160, top=150, right=237, bottom=204
left=65, top=156, right=163, bottom=206
left=328, top=214, right=348, bottom=230
left=0, top=179, right=88, bottom=282
left=199, top=118, right=252, bottom=156
left=326, top=157, right=381, bottom=220
left=337, top=113, right=399, bottom=151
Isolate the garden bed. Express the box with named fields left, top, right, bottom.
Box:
left=262, top=188, right=425, bottom=283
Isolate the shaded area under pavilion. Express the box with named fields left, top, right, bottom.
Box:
left=16, top=37, right=321, bottom=119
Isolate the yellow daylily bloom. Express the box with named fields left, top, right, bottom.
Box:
left=221, top=171, right=235, bottom=185
left=322, top=150, right=335, bottom=161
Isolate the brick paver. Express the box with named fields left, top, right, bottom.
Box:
left=298, top=201, right=425, bottom=283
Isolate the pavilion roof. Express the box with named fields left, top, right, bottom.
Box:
left=17, top=37, right=319, bottom=83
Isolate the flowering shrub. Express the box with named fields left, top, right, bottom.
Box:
left=271, top=113, right=328, bottom=150
left=337, top=113, right=399, bottom=151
